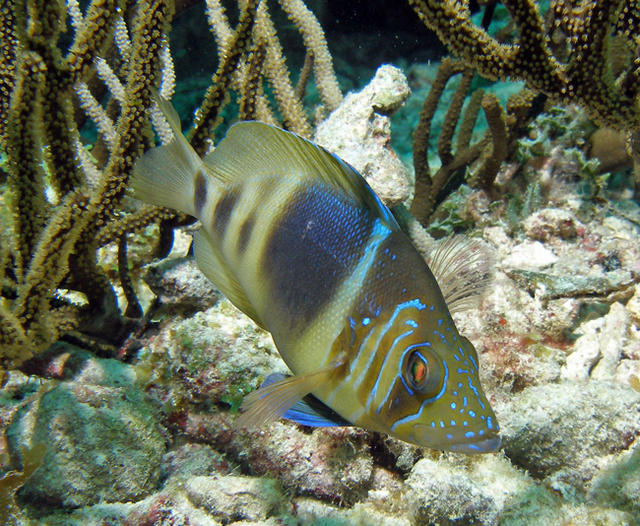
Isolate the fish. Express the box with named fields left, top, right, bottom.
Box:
left=131, top=99, right=500, bottom=454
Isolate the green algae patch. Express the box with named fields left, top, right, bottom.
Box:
left=6, top=381, right=167, bottom=509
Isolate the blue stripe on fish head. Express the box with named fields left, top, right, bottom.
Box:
left=339, top=231, right=500, bottom=453
left=376, top=332, right=500, bottom=453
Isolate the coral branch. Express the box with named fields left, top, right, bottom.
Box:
left=0, top=0, right=19, bottom=142
left=254, top=0, right=312, bottom=137
left=190, top=0, right=259, bottom=154
left=6, top=50, right=47, bottom=274
left=278, top=0, right=342, bottom=111
left=409, top=0, right=640, bottom=131
left=410, top=58, right=540, bottom=225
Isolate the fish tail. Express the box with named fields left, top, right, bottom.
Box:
left=131, top=98, right=204, bottom=217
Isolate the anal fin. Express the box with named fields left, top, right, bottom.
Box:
left=284, top=394, right=351, bottom=427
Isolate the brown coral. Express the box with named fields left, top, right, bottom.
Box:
left=0, top=0, right=342, bottom=374
left=410, top=57, right=540, bottom=224
left=408, top=0, right=640, bottom=132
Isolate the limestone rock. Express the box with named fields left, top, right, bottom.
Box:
left=183, top=474, right=286, bottom=523
left=314, top=64, right=411, bottom=207
left=502, top=240, right=558, bottom=270
left=501, top=381, right=640, bottom=485
left=405, top=454, right=531, bottom=525
left=562, top=302, right=630, bottom=381
left=7, top=381, right=166, bottom=508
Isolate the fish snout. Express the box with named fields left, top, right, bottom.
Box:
left=413, top=423, right=501, bottom=454
left=448, top=435, right=501, bottom=454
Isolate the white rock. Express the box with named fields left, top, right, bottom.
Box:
left=484, top=226, right=514, bottom=258
left=592, top=303, right=629, bottom=379
left=562, top=302, right=630, bottom=381
left=615, top=359, right=640, bottom=386
left=626, top=283, right=640, bottom=325
left=314, top=65, right=411, bottom=207
left=602, top=216, right=638, bottom=240
left=184, top=475, right=285, bottom=522
left=501, top=381, right=640, bottom=487
left=405, top=455, right=531, bottom=525
left=502, top=240, right=558, bottom=270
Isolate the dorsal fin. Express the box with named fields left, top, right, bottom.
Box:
left=203, top=121, right=399, bottom=228
left=428, top=236, right=493, bottom=315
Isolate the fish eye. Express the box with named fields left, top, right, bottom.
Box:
left=403, top=349, right=441, bottom=394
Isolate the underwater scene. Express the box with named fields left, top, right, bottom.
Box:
left=1, top=0, right=640, bottom=524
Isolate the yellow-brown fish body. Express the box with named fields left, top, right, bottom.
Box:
left=132, top=100, right=500, bottom=453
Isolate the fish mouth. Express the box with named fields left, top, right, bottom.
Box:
left=448, top=435, right=501, bottom=454
left=413, top=424, right=501, bottom=454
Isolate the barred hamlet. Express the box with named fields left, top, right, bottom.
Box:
left=132, top=99, right=500, bottom=453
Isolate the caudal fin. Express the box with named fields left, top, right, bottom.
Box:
left=131, top=98, right=202, bottom=216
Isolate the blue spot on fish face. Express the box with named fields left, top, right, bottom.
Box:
left=332, top=229, right=498, bottom=454
left=384, top=329, right=499, bottom=453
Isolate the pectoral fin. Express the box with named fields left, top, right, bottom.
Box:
left=236, top=359, right=344, bottom=430
left=255, top=373, right=352, bottom=427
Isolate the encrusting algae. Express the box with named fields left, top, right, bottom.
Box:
left=131, top=98, right=500, bottom=453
